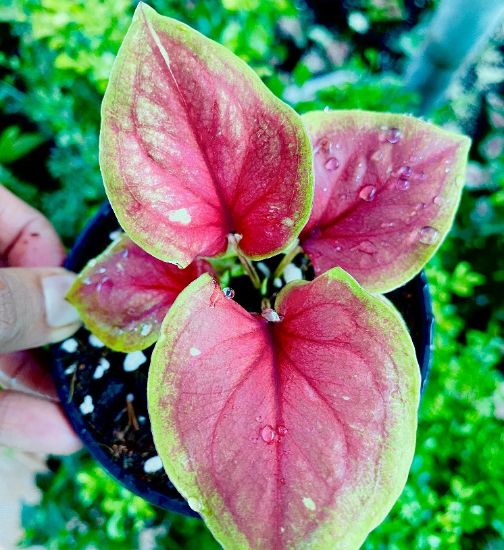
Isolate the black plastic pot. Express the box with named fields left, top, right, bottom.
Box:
left=51, top=202, right=434, bottom=516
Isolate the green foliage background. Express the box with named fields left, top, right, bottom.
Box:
left=0, top=0, right=502, bottom=548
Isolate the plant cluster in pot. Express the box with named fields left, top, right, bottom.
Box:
left=52, top=3, right=470, bottom=548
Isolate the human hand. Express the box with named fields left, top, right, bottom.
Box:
left=0, top=185, right=82, bottom=454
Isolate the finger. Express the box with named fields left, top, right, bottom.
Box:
left=0, top=185, right=65, bottom=267
left=0, top=350, right=58, bottom=401
left=0, top=267, right=81, bottom=353
left=0, top=390, right=81, bottom=454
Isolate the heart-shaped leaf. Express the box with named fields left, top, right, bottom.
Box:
left=148, top=270, right=420, bottom=549
left=300, top=110, right=471, bottom=293
left=100, top=3, right=313, bottom=268
left=66, top=234, right=210, bottom=352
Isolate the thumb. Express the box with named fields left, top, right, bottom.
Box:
left=0, top=267, right=81, bottom=353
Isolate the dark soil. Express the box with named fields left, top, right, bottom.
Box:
left=51, top=202, right=433, bottom=516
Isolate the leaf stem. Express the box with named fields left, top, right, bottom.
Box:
left=273, top=243, right=303, bottom=280
left=228, top=234, right=261, bottom=289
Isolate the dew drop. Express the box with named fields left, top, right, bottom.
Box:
left=109, top=229, right=122, bottom=241
left=262, top=308, right=282, bottom=323
left=255, top=415, right=263, bottom=422
left=222, top=287, right=235, bottom=299
left=358, top=185, right=376, bottom=201
left=64, top=363, right=77, bottom=375
left=96, top=277, right=112, bottom=293
left=356, top=240, right=377, bottom=255
left=260, top=425, right=276, bottom=444
left=335, top=245, right=343, bottom=251
left=353, top=160, right=366, bottom=183
left=190, top=347, right=201, bottom=357
left=398, top=165, right=412, bottom=178
left=380, top=221, right=395, bottom=228
left=79, top=395, right=94, bottom=415
left=303, top=497, right=316, bottom=511
left=97, top=267, right=107, bottom=274
left=433, top=195, right=444, bottom=206
left=385, top=127, right=401, bottom=144
left=89, top=334, right=105, bottom=348
left=139, top=323, right=152, bottom=336
left=283, top=264, right=303, bottom=283
left=418, top=226, right=440, bottom=245
left=396, top=178, right=410, bottom=191
left=93, top=358, right=110, bottom=379
left=61, top=338, right=78, bottom=353
left=187, top=497, right=203, bottom=512
left=143, top=455, right=163, bottom=473
left=123, top=351, right=147, bottom=372
left=277, top=425, right=288, bottom=435
left=324, top=157, right=340, bottom=171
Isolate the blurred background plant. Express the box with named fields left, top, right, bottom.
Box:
left=0, top=0, right=502, bottom=548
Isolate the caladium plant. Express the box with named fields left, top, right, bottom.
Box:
left=67, top=3, right=470, bottom=549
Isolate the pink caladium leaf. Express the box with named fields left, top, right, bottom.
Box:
left=100, top=3, right=313, bottom=268
left=66, top=234, right=211, bottom=352
left=148, top=270, right=420, bottom=549
left=300, top=110, right=471, bottom=293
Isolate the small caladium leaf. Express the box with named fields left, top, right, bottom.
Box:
left=66, top=234, right=210, bottom=352
left=148, top=270, right=420, bottom=549
left=100, top=3, right=313, bottom=268
left=300, top=110, right=471, bottom=293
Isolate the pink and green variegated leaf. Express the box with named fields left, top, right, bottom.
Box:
left=148, top=271, right=420, bottom=549
left=300, top=110, right=471, bottom=293
left=100, top=3, right=313, bottom=268
left=66, top=234, right=210, bottom=352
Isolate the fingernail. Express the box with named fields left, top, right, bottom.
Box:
left=42, top=274, right=81, bottom=327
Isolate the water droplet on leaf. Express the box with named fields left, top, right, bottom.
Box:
left=277, top=425, right=288, bottom=435
left=139, top=323, right=152, bottom=336
left=418, top=226, right=440, bottom=245
left=396, top=178, right=410, bottom=191
left=262, top=308, right=282, bottom=323
left=222, top=287, right=235, bottom=299
left=358, top=185, right=376, bottom=201
left=303, top=497, right=316, bottom=511
left=187, top=497, right=203, bottom=512
left=261, top=425, right=276, bottom=444
left=324, top=157, right=340, bottom=171
left=385, top=127, right=401, bottom=144
left=398, top=165, right=412, bottom=177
